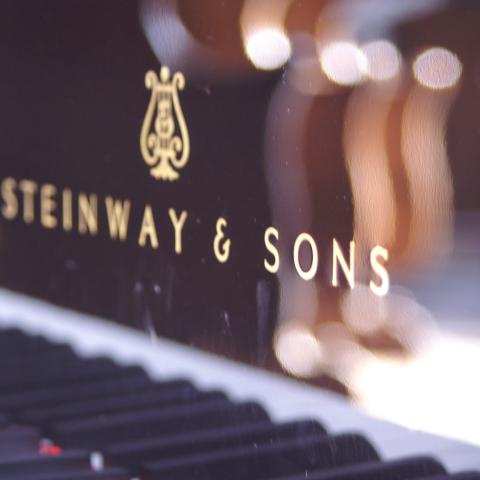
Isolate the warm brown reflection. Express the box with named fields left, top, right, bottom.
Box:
left=258, top=0, right=478, bottom=447
left=400, top=72, right=459, bottom=265
left=344, top=82, right=398, bottom=259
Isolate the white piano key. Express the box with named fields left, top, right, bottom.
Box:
left=376, top=431, right=480, bottom=464
left=437, top=444, right=480, bottom=471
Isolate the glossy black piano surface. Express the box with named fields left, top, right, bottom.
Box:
left=0, top=0, right=479, bottom=476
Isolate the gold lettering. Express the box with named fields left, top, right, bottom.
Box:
left=168, top=208, right=188, bottom=254
left=213, top=217, right=231, bottom=263
left=105, top=197, right=131, bottom=241
left=138, top=204, right=158, bottom=248
left=1, top=177, right=18, bottom=220
left=264, top=226, right=280, bottom=274
left=18, top=179, right=38, bottom=224
left=62, top=188, right=73, bottom=232
left=332, top=239, right=355, bottom=288
left=293, top=233, right=318, bottom=281
left=78, top=193, right=98, bottom=235
left=40, top=184, right=57, bottom=229
left=369, top=245, right=389, bottom=296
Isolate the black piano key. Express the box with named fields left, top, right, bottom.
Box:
left=15, top=467, right=130, bottom=480
left=0, top=332, right=73, bottom=362
left=51, top=400, right=269, bottom=449
left=0, top=426, right=41, bottom=458
left=19, top=379, right=197, bottom=425
left=0, top=359, right=138, bottom=392
left=26, top=389, right=223, bottom=431
left=0, top=450, right=90, bottom=478
left=0, top=372, right=152, bottom=412
left=0, top=345, right=76, bottom=365
left=0, top=329, right=51, bottom=352
left=141, top=433, right=379, bottom=480
left=0, top=327, right=30, bottom=340
left=271, top=456, right=446, bottom=480
left=0, top=355, right=105, bottom=377
left=104, top=419, right=324, bottom=474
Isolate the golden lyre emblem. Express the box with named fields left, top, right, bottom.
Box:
left=140, top=66, right=190, bottom=181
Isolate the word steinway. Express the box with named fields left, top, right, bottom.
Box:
left=0, top=177, right=389, bottom=296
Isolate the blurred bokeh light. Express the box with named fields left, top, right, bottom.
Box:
left=319, top=41, right=367, bottom=86
left=362, top=40, right=402, bottom=82
left=413, top=47, right=462, bottom=90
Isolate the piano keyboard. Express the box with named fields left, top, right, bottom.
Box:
left=0, top=287, right=478, bottom=479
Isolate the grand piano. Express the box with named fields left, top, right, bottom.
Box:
left=0, top=0, right=479, bottom=478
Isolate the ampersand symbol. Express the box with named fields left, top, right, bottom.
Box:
left=213, top=217, right=231, bottom=263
